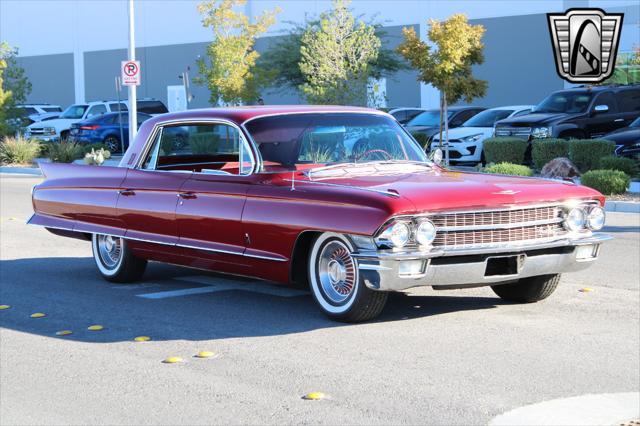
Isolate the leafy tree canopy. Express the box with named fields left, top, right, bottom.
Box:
left=195, top=0, right=280, bottom=106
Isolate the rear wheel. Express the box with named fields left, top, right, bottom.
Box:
left=491, top=274, right=560, bottom=303
left=308, top=232, right=388, bottom=322
left=91, top=234, right=147, bottom=283
left=104, top=135, right=121, bottom=153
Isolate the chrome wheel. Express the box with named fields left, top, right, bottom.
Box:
left=97, top=235, right=123, bottom=270
left=317, top=240, right=356, bottom=304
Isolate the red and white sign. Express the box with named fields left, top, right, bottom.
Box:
left=121, top=60, right=141, bottom=86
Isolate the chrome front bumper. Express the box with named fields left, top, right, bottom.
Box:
left=352, top=233, right=611, bottom=291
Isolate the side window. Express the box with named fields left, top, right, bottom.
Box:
left=142, top=123, right=252, bottom=175
left=451, top=110, right=475, bottom=126
left=86, top=104, right=107, bottom=118
left=593, top=92, right=617, bottom=113
left=617, top=89, right=640, bottom=113
left=109, top=103, right=127, bottom=112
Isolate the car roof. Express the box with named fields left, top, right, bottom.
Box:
left=556, top=84, right=639, bottom=93
left=145, top=105, right=389, bottom=127
left=486, top=105, right=535, bottom=111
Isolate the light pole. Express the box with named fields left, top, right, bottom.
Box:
left=127, top=0, right=137, bottom=143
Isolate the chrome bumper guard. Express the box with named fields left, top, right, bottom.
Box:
left=352, top=233, right=612, bottom=291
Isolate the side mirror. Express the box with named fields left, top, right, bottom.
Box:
left=593, top=104, right=609, bottom=114
left=430, top=148, right=443, bottom=165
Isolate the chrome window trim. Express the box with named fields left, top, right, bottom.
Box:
left=134, top=117, right=257, bottom=176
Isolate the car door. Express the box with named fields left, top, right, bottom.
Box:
left=173, top=122, right=255, bottom=257
left=116, top=127, right=192, bottom=245
left=585, top=91, right=621, bottom=138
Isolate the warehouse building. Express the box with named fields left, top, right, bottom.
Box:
left=1, top=0, right=638, bottom=110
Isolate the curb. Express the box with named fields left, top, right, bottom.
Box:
left=0, top=166, right=42, bottom=176
left=605, top=201, right=640, bottom=213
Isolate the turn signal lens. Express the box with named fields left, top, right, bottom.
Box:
left=587, top=206, right=605, bottom=230
left=415, top=220, right=436, bottom=246
left=565, top=207, right=586, bottom=231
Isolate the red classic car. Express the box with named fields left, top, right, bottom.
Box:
left=29, top=106, right=611, bottom=322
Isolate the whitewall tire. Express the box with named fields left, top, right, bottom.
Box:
left=91, top=234, right=147, bottom=283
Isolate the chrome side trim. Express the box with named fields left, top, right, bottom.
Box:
left=282, top=178, right=401, bottom=198
left=28, top=220, right=287, bottom=262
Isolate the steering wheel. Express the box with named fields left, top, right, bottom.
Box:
left=355, top=149, right=393, bottom=162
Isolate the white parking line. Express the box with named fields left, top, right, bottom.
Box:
left=136, top=275, right=307, bottom=299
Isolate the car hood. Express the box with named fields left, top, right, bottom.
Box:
left=603, top=128, right=640, bottom=145
left=27, top=118, right=78, bottom=129
left=496, top=112, right=572, bottom=126
left=300, top=167, right=601, bottom=212
left=432, top=127, right=493, bottom=141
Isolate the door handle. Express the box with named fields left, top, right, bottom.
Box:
left=614, top=118, right=624, bottom=122
left=178, top=192, right=197, bottom=200
left=118, top=189, right=135, bottom=196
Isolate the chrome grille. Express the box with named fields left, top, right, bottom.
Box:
left=430, top=205, right=567, bottom=248
left=495, top=126, right=531, bottom=139
left=431, top=206, right=560, bottom=228
left=433, top=223, right=565, bottom=247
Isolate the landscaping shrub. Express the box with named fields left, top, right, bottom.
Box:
left=483, top=162, right=533, bottom=177
left=580, top=169, right=630, bottom=195
left=80, top=143, right=108, bottom=156
left=0, top=136, right=41, bottom=165
left=598, top=156, right=638, bottom=177
left=47, top=142, right=83, bottom=163
left=483, top=137, right=528, bottom=164
left=411, top=132, right=430, bottom=148
left=568, top=139, right=615, bottom=171
left=531, top=138, right=569, bottom=170
left=83, top=147, right=111, bottom=166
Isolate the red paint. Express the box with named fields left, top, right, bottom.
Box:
left=31, top=107, right=604, bottom=285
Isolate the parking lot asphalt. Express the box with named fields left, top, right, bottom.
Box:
left=1, top=174, right=639, bottom=425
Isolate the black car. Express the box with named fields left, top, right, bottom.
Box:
left=604, top=116, right=640, bottom=159
left=494, top=85, right=640, bottom=140
left=404, top=106, right=486, bottom=141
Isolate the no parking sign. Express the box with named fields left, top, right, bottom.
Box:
left=121, top=60, right=141, bottom=86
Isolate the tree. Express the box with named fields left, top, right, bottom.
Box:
left=398, top=14, right=487, bottom=162
left=259, top=17, right=406, bottom=102
left=296, top=0, right=382, bottom=105
left=195, top=0, right=280, bottom=106
left=0, top=43, right=31, bottom=137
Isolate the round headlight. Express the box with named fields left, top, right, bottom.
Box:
left=416, top=220, right=436, bottom=246
left=378, top=221, right=411, bottom=248
left=587, top=206, right=605, bottom=230
left=565, top=207, right=586, bottom=231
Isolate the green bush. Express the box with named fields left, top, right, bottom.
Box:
left=483, top=137, right=528, bottom=164
left=568, top=139, right=615, bottom=171
left=80, top=143, right=108, bottom=155
left=598, top=156, right=638, bottom=177
left=47, top=142, right=83, bottom=163
left=581, top=169, right=630, bottom=195
left=0, top=136, right=41, bottom=165
left=411, top=132, right=430, bottom=148
left=531, top=138, right=570, bottom=170
left=189, top=133, right=220, bottom=155
left=483, top=162, right=533, bottom=177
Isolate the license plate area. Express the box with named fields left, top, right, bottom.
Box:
left=484, top=254, right=525, bottom=277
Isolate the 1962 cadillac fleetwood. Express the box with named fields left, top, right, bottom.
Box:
left=29, top=106, right=611, bottom=322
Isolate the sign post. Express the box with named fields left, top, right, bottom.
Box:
left=124, top=0, right=138, bottom=144
left=114, top=76, right=125, bottom=154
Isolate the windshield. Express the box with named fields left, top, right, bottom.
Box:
left=534, top=92, right=593, bottom=113
left=245, top=113, right=428, bottom=172
left=463, top=109, right=514, bottom=127
left=60, top=104, right=88, bottom=119
left=630, top=117, right=640, bottom=128
left=406, top=110, right=453, bottom=127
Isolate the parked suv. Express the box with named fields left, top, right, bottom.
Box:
left=25, top=101, right=127, bottom=142
left=494, top=85, right=640, bottom=140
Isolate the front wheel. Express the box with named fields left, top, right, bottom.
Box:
left=491, top=274, right=560, bottom=303
left=91, top=234, right=147, bottom=283
left=308, top=232, right=388, bottom=322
